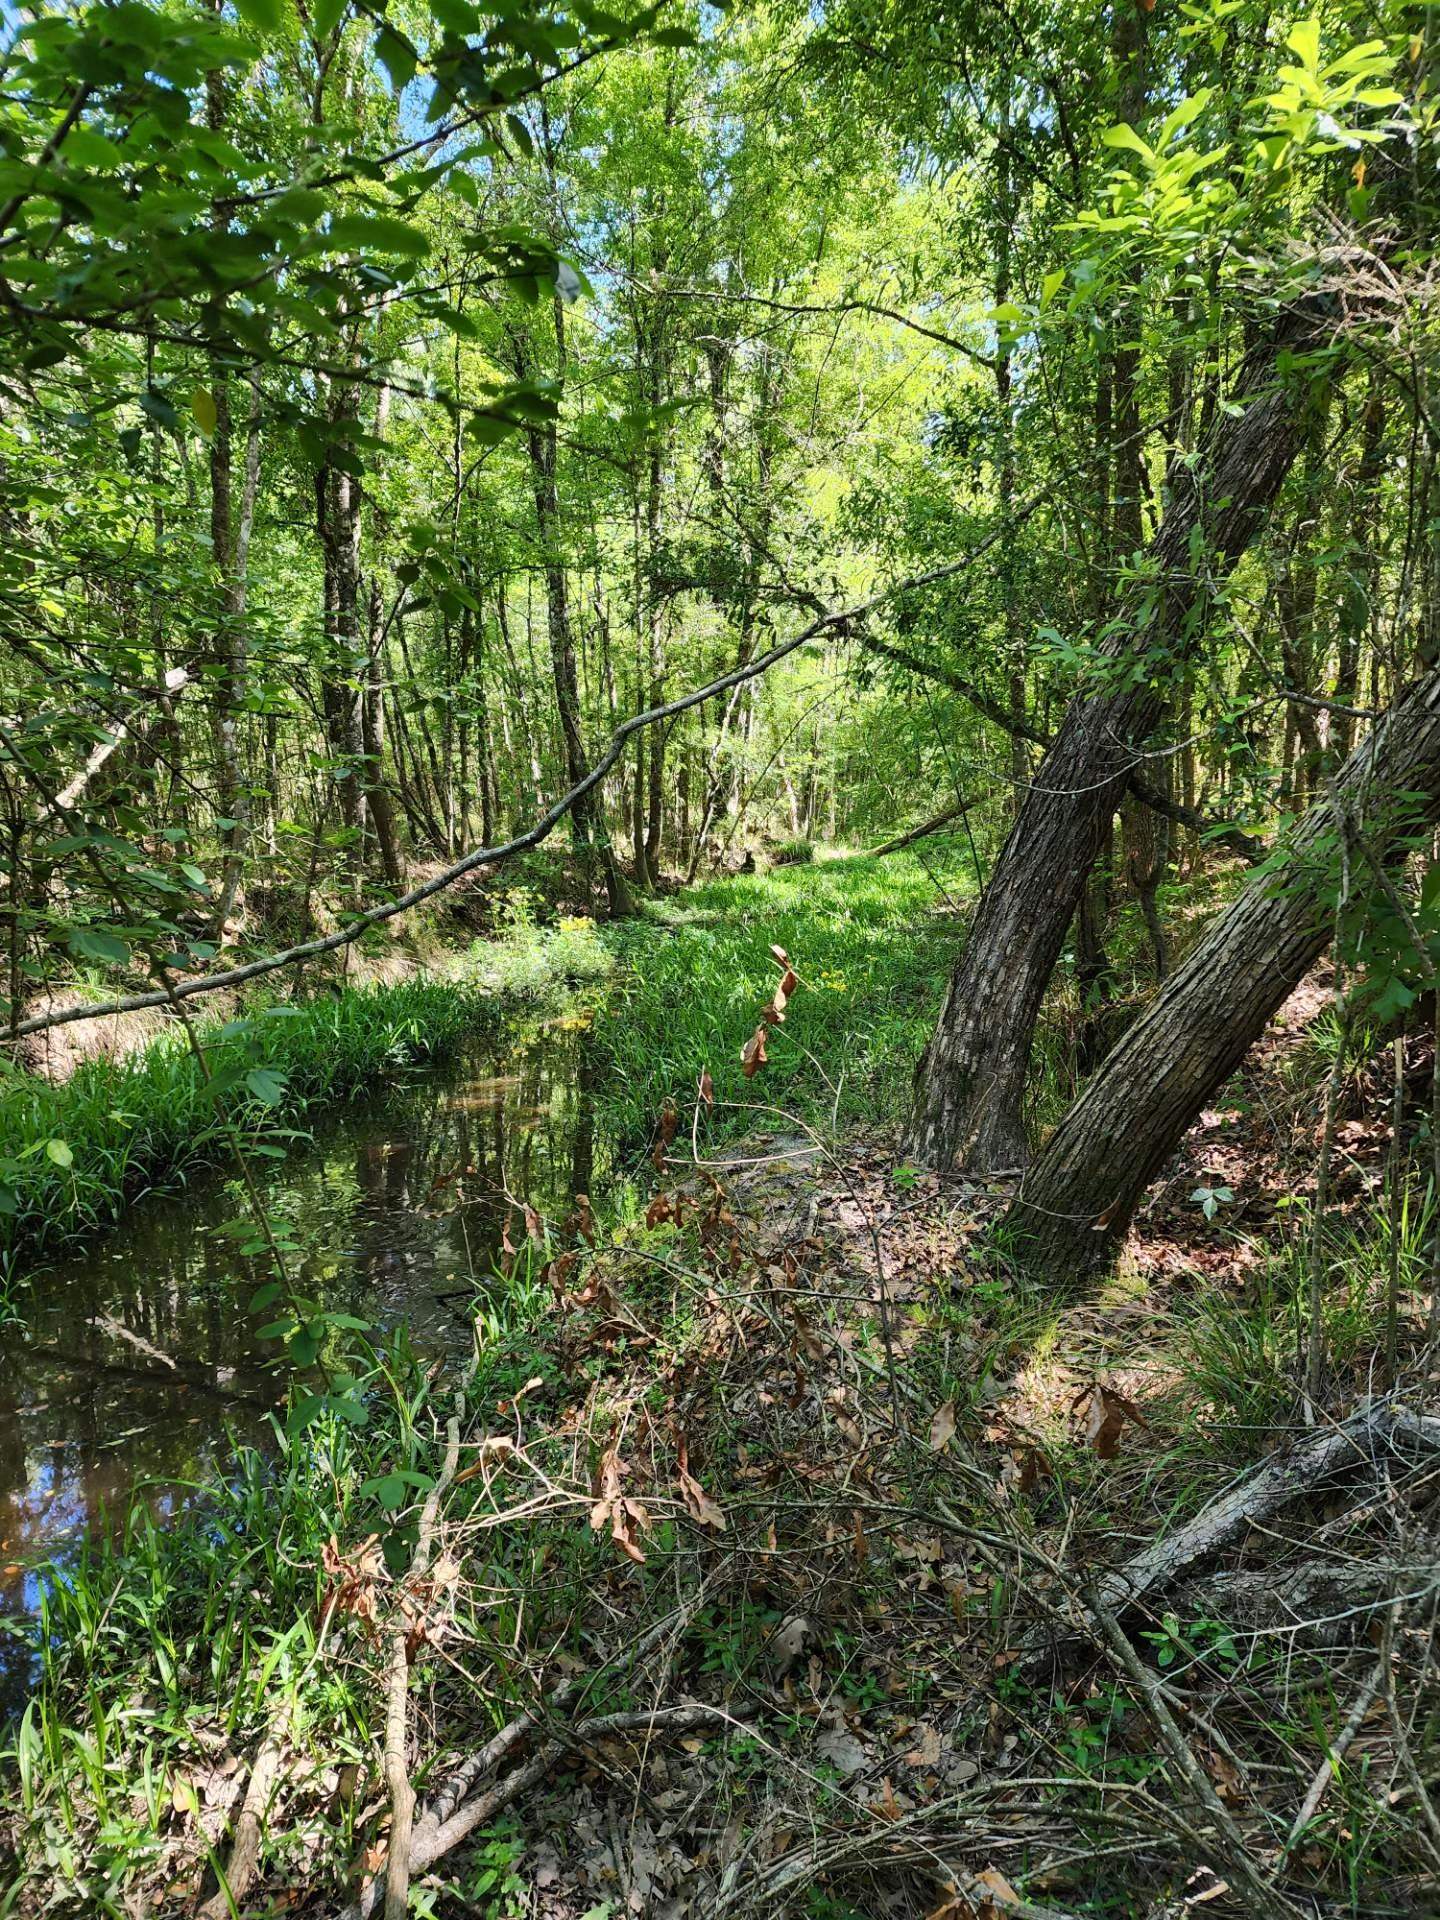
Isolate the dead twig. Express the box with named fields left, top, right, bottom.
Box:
left=1086, top=1591, right=1306, bottom=1920
left=337, top=1704, right=735, bottom=1920
left=1280, top=1653, right=1385, bottom=1857
left=198, top=1700, right=294, bottom=1920
left=382, top=1386, right=465, bottom=1920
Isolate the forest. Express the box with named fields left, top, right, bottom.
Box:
left=1, top=0, right=1439, bottom=1913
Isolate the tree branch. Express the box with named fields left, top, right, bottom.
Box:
left=7, top=556, right=986, bottom=1041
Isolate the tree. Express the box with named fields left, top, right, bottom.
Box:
left=1005, top=661, right=1440, bottom=1279
left=907, top=312, right=1330, bottom=1170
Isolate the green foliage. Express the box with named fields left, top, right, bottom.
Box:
left=593, top=848, right=971, bottom=1145
left=0, top=979, right=499, bottom=1270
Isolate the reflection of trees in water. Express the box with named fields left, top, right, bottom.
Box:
left=0, top=1021, right=607, bottom=1637
left=572, top=1027, right=599, bottom=1199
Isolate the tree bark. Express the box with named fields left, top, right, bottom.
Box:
left=906, top=312, right=1323, bottom=1171
left=1006, top=661, right=1440, bottom=1280
left=521, top=312, right=633, bottom=919
left=363, top=579, right=404, bottom=888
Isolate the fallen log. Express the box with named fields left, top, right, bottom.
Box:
left=867, top=800, right=977, bottom=858
left=1093, top=1400, right=1440, bottom=1617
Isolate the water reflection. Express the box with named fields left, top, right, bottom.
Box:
left=0, top=1013, right=602, bottom=1680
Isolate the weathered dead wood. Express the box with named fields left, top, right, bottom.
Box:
left=1091, top=1401, right=1440, bottom=1617
left=1183, top=1555, right=1440, bottom=1645
left=337, top=1704, right=734, bottom=1920
left=199, top=1700, right=294, bottom=1920
left=410, top=1590, right=706, bottom=1844
left=44, top=666, right=191, bottom=820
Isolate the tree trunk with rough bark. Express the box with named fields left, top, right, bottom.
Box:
left=906, top=313, right=1323, bottom=1172
left=363, top=579, right=404, bottom=889
left=1006, top=661, right=1440, bottom=1280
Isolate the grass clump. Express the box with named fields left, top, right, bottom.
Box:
left=593, top=845, right=970, bottom=1148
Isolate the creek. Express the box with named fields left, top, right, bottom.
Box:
left=0, top=1006, right=606, bottom=1701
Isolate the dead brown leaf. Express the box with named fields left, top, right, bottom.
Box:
left=676, top=1436, right=726, bottom=1531
left=741, top=1024, right=769, bottom=1077
left=590, top=1443, right=650, bottom=1564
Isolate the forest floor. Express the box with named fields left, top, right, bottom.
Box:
left=4, top=848, right=1439, bottom=1919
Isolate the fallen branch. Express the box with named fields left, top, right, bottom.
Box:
left=1091, top=1401, right=1440, bottom=1616
left=87, top=1312, right=177, bottom=1371
left=412, top=1586, right=708, bottom=1843
left=1087, top=1594, right=1304, bottom=1920
left=382, top=1394, right=464, bottom=1920
left=867, top=800, right=978, bottom=858
left=44, top=666, right=190, bottom=820
left=336, top=1704, right=733, bottom=1920
left=199, top=1700, right=294, bottom=1920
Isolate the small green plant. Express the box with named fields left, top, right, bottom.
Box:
left=1140, top=1611, right=1243, bottom=1674
left=450, top=1817, right=528, bottom=1918
left=1191, top=1182, right=1233, bottom=1222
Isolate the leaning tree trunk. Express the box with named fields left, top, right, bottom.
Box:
left=1006, top=661, right=1440, bottom=1280
left=906, top=310, right=1323, bottom=1172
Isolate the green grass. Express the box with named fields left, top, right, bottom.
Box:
left=592, top=845, right=971, bottom=1148
left=1, top=845, right=959, bottom=1277
left=6, top=1380, right=399, bottom=1914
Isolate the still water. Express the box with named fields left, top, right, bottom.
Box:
left=0, top=1010, right=603, bottom=1679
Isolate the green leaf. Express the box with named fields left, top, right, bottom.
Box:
left=138, top=386, right=180, bottom=431
left=1100, top=123, right=1155, bottom=162
left=1285, top=18, right=1322, bottom=70
left=375, top=24, right=417, bottom=93
left=326, top=213, right=429, bottom=259
left=245, top=1066, right=287, bottom=1106
left=191, top=387, right=217, bottom=437
left=46, top=1139, right=73, bottom=1169
left=1369, top=974, right=1416, bottom=1022
left=371, top=1473, right=408, bottom=1511
left=233, top=0, right=285, bottom=33
left=288, top=1328, right=321, bottom=1367
left=68, top=926, right=131, bottom=966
